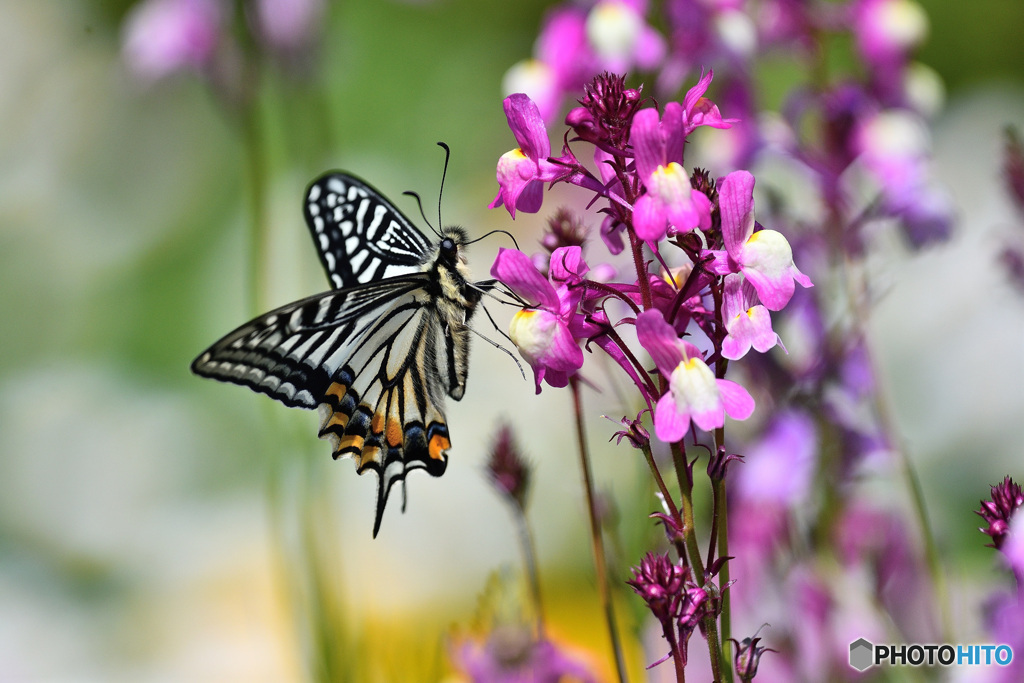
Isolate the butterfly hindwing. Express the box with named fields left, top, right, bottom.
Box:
left=316, top=300, right=460, bottom=535
left=304, top=172, right=434, bottom=289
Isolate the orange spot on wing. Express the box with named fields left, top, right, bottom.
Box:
left=359, top=445, right=382, bottom=469
left=428, top=433, right=451, bottom=461
left=371, top=411, right=385, bottom=435
left=386, top=420, right=403, bottom=448
left=326, top=411, right=349, bottom=430
left=326, top=382, right=348, bottom=400
left=339, top=434, right=364, bottom=453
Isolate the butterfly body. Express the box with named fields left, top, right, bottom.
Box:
left=193, top=172, right=485, bottom=536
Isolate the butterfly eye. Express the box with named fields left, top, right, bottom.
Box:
left=441, top=238, right=456, bottom=254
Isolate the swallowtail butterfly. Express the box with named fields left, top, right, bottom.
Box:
left=192, top=169, right=488, bottom=536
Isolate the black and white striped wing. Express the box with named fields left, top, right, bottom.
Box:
left=304, top=173, right=434, bottom=289
left=192, top=275, right=460, bottom=536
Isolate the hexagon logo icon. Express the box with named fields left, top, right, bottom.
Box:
left=849, top=638, right=874, bottom=671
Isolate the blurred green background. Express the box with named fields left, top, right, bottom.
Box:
left=1, top=0, right=1023, bottom=680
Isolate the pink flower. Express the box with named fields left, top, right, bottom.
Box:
left=681, top=69, right=737, bottom=136
left=853, top=0, right=928, bottom=70
left=635, top=310, right=754, bottom=441
left=252, top=0, right=324, bottom=53
left=735, top=411, right=817, bottom=507
left=630, top=103, right=712, bottom=243
left=490, top=95, right=564, bottom=217
left=503, top=8, right=593, bottom=122
left=490, top=94, right=574, bottom=218
left=721, top=273, right=781, bottom=360
left=122, top=0, right=222, bottom=83
left=491, top=247, right=586, bottom=392
left=457, top=628, right=597, bottom=683
left=707, top=170, right=812, bottom=310
left=585, top=0, right=666, bottom=75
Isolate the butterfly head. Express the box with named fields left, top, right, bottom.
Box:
left=438, top=226, right=470, bottom=268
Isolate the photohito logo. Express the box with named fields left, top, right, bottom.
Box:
left=849, top=638, right=1014, bottom=671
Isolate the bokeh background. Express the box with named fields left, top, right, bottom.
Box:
left=1, top=0, right=1024, bottom=680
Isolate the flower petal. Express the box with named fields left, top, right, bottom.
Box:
left=718, top=170, right=756, bottom=258
left=490, top=248, right=560, bottom=310
left=544, top=319, right=585, bottom=372
left=662, top=102, right=686, bottom=165
left=717, top=379, right=755, bottom=421
left=635, top=309, right=685, bottom=378
left=503, top=93, right=552, bottom=160
left=549, top=246, right=589, bottom=285
left=492, top=149, right=539, bottom=218
left=740, top=229, right=812, bottom=310
left=672, top=358, right=724, bottom=432
left=655, top=391, right=689, bottom=442
left=630, top=107, right=664, bottom=183
left=683, top=69, right=714, bottom=121
left=746, top=305, right=780, bottom=353
left=633, top=194, right=668, bottom=243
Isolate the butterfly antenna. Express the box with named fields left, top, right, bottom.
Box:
left=466, top=229, right=521, bottom=251
left=402, top=190, right=441, bottom=239
left=437, top=141, right=450, bottom=229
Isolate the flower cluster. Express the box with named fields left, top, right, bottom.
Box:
left=627, top=553, right=710, bottom=671
left=491, top=73, right=809, bottom=449
left=489, top=70, right=812, bottom=677
left=489, top=0, right=964, bottom=676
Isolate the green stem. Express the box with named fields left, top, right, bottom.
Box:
left=513, top=507, right=546, bottom=638
left=641, top=442, right=680, bottom=522
left=713, top=474, right=733, bottom=683
left=570, top=378, right=629, bottom=683
left=896, top=430, right=951, bottom=640
left=670, top=442, right=724, bottom=683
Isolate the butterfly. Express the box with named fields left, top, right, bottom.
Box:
left=192, top=165, right=490, bottom=536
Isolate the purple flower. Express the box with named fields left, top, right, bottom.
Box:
left=491, top=247, right=585, bottom=392
left=721, top=273, right=781, bottom=360
left=122, top=0, right=222, bottom=83
left=735, top=411, right=817, bottom=507
left=681, top=69, right=737, bottom=136
left=635, top=309, right=754, bottom=441
left=627, top=552, right=689, bottom=626
left=984, top=591, right=1024, bottom=683
left=457, top=628, right=596, bottom=683
left=566, top=72, right=644, bottom=152
left=707, top=170, right=812, bottom=310
left=732, top=633, right=775, bottom=682
left=503, top=6, right=593, bottom=123
left=490, top=94, right=573, bottom=218
left=853, top=0, right=928, bottom=71
left=630, top=103, right=712, bottom=242
left=627, top=552, right=709, bottom=668
left=251, top=0, right=324, bottom=54
left=978, top=476, right=1024, bottom=551
left=487, top=424, right=532, bottom=510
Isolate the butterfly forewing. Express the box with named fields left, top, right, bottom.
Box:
left=304, top=173, right=433, bottom=289
left=191, top=276, right=430, bottom=408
